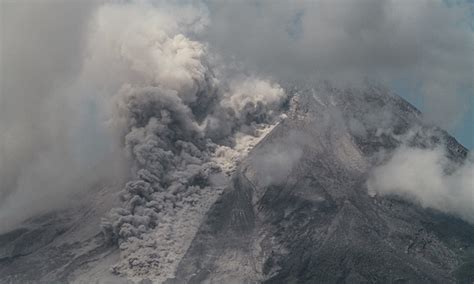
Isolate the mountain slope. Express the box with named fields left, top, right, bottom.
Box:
left=0, top=185, right=125, bottom=283
left=167, top=87, right=473, bottom=283
left=0, top=86, right=472, bottom=283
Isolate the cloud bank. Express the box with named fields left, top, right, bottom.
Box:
left=368, top=145, right=474, bottom=223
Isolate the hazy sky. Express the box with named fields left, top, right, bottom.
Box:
left=393, top=83, right=473, bottom=149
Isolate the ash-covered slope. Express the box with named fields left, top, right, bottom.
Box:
left=167, top=87, right=473, bottom=283
left=0, top=184, right=126, bottom=283
left=0, top=86, right=472, bottom=284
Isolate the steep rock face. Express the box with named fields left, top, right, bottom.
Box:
left=168, top=87, right=473, bottom=283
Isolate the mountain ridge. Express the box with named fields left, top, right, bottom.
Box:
left=167, top=86, right=473, bottom=283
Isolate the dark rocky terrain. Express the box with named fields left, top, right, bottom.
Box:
left=167, top=87, right=473, bottom=283
left=0, top=86, right=472, bottom=283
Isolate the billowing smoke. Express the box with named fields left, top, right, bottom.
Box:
left=368, top=145, right=474, bottom=223
left=72, top=2, right=289, bottom=276
left=0, top=0, right=288, bottom=233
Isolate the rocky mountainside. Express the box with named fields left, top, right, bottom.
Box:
left=167, top=87, right=473, bottom=283
left=0, top=86, right=472, bottom=283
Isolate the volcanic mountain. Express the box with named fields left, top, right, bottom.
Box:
left=167, top=86, right=473, bottom=283
left=1, top=86, right=473, bottom=283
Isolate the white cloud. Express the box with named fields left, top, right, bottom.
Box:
left=368, top=146, right=474, bottom=223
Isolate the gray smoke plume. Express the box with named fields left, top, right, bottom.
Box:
left=74, top=3, right=290, bottom=277
left=0, top=0, right=287, bottom=233
left=83, top=2, right=288, bottom=250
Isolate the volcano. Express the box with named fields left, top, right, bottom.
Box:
left=1, top=86, right=473, bottom=283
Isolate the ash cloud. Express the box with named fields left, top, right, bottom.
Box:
left=81, top=2, right=290, bottom=276
left=0, top=0, right=288, bottom=237
left=79, top=2, right=288, bottom=256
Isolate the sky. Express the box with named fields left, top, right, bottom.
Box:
left=456, top=97, right=474, bottom=149
left=451, top=94, right=473, bottom=149
left=394, top=85, right=474, bottom=149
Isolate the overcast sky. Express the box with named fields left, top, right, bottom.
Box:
left=200, top=0, right=473, bottom=147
